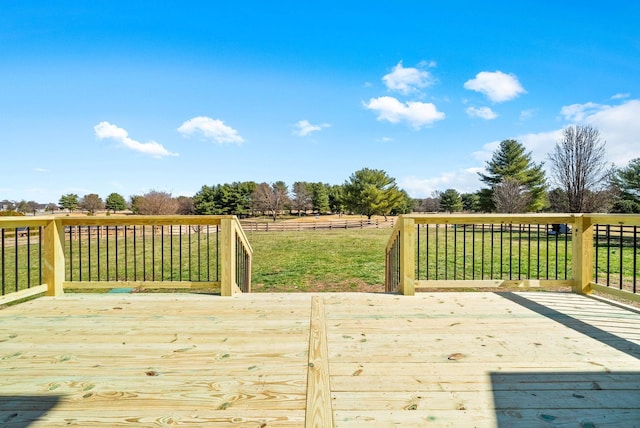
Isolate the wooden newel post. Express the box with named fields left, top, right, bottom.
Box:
left=44, top=218, right=65, bottom=296
left=572, top=215, right=594, bottom=294
left=220, top=217, right=236, bottom=297
left=399, top=216, right=415, bottom=296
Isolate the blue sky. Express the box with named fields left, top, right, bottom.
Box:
left=2, top=1, right=640, bottom=204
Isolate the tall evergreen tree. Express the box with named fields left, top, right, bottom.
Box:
left=439, top=189, right=463, bottom=212
left=612, top=157, right=640, bottom=213
left=343, top=168, right=404, bottom=219
left=478, top=139, right=547, bottom=212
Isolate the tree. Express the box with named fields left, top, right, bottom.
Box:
left=612, top=157, right=640, bottom=212
left=342, top=168, right=405, bottom=219
left=15, top=200, right=39, bottom=214
left=45, top=203, right=58, bottom=213
left=176, top=196, right=195, bottom=215
left=390, top=189, right=413, bottom=215
left=193, top=182, right=256, bottom=216
left=548, top=125, right=610, bottom=212
left=291, top=182, right=313, bottom=215
left=135, top=190, right=178, bottom=215
left=479, top=139, right=547, bottom=211
left=309, top=182, right=330, bottom=214
left=328, top=185, right=345, bottom=215
left=547, top=188, right=568, bottom=213
left=79, top=193, right=104, bottom=215
left=105, top=193, right=127, bottom=213
left=439, top=189, right=463, bottom=212
left=461, top=193, right=480, bottom=212
left=58, top=194, right=79, bottom=212
left=492, top=177, right=531, bottom=213
left=252, top=181, right=289, bottom=221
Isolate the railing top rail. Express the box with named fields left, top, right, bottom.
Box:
left=58, top=215, right=233, bottom=227
left=232, top=217, right=253, bottom=255
left=385, top=217, right=404, bottom=252
left=403, top=213, right=577, bottom=225
left=0, top=217, right=52, bottom=228
left=587, top=214, right=640, bottom=226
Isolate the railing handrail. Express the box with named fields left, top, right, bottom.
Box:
left=1, top=215, right=251, bottom=304
left=386, top=213, right=640, bottom=303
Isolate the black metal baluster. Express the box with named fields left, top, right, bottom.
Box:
left=606, top=225, right=611, bottom=286
left=417, top=225, right=421, bottom=280
left=619, top=225, right=624, bottom=290
left=106, top=226, right=110, bottom=281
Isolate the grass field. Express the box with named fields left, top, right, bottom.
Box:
left=247, top=228, right=391, bottom=292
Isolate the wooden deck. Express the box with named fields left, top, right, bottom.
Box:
left=1, top=291, right=640, bottom=427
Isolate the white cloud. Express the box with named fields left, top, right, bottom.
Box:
left=472, top=130, right=563, bottom=165
left=407, top=99, right=640, bottom=198
left=401, top=167, right=484, bottom=198
left=382, top=61, right=434, bottom=95
left=177, top=116, right=244, bottom=144
left=466, top=106, right=498, bottom=120
left=364, top=96, right=445, bottom=129
left=584, top=99, right=640, bottom=164
left=464, top=71, right=526, bottom=103
left=34, top=168, right=49, bottom=172
left=292, top=120, right=331, bottom=137
left=560, top=102, right=604, bottom=122
left=94, top=122, right=177, bottom=157
left=519, top=109, right=537, bottom=121
left=611, top=93, right=630, bottom=100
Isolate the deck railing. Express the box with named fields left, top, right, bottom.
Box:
left=0, top=215, right=252, bottom=304
left=386, top=214, right=640, bottom=303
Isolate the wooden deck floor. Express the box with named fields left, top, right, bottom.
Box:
left=1, top=291, right=640, bottom=427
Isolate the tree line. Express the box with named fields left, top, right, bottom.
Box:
left=0, top=168, right=412, bottom=220
left=2, top=125, right=639, bottom=217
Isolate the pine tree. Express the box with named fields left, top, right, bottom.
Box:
left=478, top=139, right=547, bottom=211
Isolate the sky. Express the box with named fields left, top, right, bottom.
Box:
left=1, top=1, right=640, bottom=204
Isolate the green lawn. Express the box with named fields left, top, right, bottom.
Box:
left=247, top=228, right=391, bottom=292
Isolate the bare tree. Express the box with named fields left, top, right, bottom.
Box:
left=176, top=196, right=195, bottom=215
left=135, top=190, right=178, bottom=215
left=492, top=177, right=531, bottom=213
left=79, top=193, right=105, bottom=215
left=252, top=182, right=289, bottom=221
left=548, top=125, right=609, bottom=212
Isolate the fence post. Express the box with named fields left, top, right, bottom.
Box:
left=220, top=217, right=236, bottom=296
left=43, top=218, right=65, bottom=296
left=399, top=216, right=415, bottom=295
left=572, top=214, right=593, bottom=294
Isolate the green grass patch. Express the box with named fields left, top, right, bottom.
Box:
left=247, top=229, right=391, bottom=292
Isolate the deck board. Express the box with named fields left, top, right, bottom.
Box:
left=2, top=291, right=640, bottom=427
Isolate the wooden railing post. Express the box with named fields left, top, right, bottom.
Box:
left=220, top=217, right=236, bottom=296
left=43, top=218, right=65, bottom=296
left=399, top=216, right=415, bottom=296
left=572, top=214, right=594, bottom=294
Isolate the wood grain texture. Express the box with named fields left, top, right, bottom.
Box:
left=2, top=291, right=640, bottom=427
left=305, top=296, right=333, bottom=427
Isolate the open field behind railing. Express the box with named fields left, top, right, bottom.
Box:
left=0, top=215, right=251, bottom=304
left=387, top=214, right=640, bottom=302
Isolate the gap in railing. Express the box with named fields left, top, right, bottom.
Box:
left=416, top=223, right=572, bottom=281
